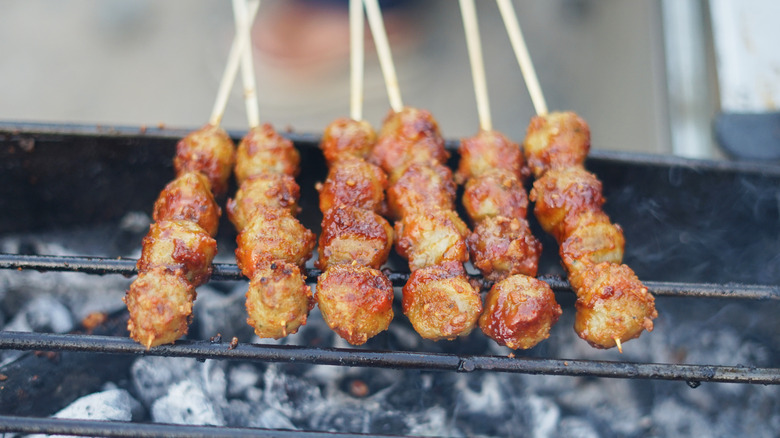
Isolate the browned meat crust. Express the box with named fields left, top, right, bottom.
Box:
left=316, top=264, right=394, bottom=345
left=478, top=275, right=561, bottom=350
left=227, top=173, right=301, bottom=231
left=318, top=158, right=388, bottom=214
left=234, top=124, right=300, bottom=184
left=402, top=261, right=482, bottom=341
left=462, top=169, right=528, bottom=224
left=522, top=111, right=590, bottom=178
left=455, top=129, right=528, bottom=184
left=386, top=162, right=456, bottom=220
left=153, top=172, right=221, bottom=237
left=321, top=118, right=377, bottom=164
left=467, top=216, right=541, bottom=280
left=245, top=261, right=314, bottom=339
left=174, top=124, right=236, bottom=197
left=316, top=206, right=393, bottom=271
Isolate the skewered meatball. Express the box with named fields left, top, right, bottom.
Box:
left=227, top=173, right=301, bottom=231
left=573, top=262, right=657, bottom=349
left=522, top=111, right=590, bottom=178
left=386, top=162, right=457, bottom=220
left=153, top=172, right=221, bottom=237
left=530, top=166, right=605, bottom=242
left=370, top=107, right=450, bottom=182
left=235, top=209, right=316, bottom=277
left=394, top=209, right=470, bottom=272
left=245, top=261, right=314, bottom=339
left=316, top=206, right=393, bottom=270
left=467, top=216, right=541, bottom=281
left=234, top=124, right=300, bottom=184
left=174, top=124, right=236, bottom=197
left=455, top=130, right=527, bottom=184
left=316, top=264, right=394, bottom=345
left=560, top=212, right=625, bottom=289
left=402, top=261, right=483, bottom=341
left=125, top=267, right=196, bottom=349
left=136, top=220, right=217, bottom=287
left=321, top=118, right=377, bottom=164
left=462, top=170, right=528, bottom=224
left=479, top=275, right=561, bottom=350
left=318, top=158, right=387, bottom=214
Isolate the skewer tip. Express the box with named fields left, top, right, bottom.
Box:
left=614, top=337, right=623, bottom=353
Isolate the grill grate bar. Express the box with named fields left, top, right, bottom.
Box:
left=0, top=331, right=777, bottom=385
left=0, top=415, right=412, bottom=438
left=2, top=253, right=779, bottom=300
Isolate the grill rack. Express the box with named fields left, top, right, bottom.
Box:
left=1, top=122, right=780, bottom=437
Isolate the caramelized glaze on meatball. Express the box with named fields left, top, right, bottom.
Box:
left=402, top=261, right=483, bottom=340
left=235, top=209, right=316, bottom=277
left=174, top=124, right=236, bottom=197
left=467, top=216, right=541, bottom=281
left=394, top=209, right=470, bottom=271
left=561, top=212, right=625, bottom=289
left=573, top=262, right=657, bottom=349
left=137, top=220, right=217, bottom=287
left=479, top=275, right=561, bottom=350
left=245, top=261, right=314, bottom=339
left=522, top=111, right=590, bottom=178
left=386, top=162, right=457, bottom=220
left=235, top=124, right=300, bottom=184
left=316, top=264, right=394, bottom=345
left=530, top=167, right=605, bottom=242
left=370, top=107, right=450, bottom=182
left=153, top=172, right=221, bottom=237
left=318, top=158, right=388, bottom=214
left=321, top=118, right=377, bottom=164
left=125, top=267, right=196, bottom=349
left=456, top=130, right=527, bottom=184
left=316, top=206, right=393, bottom=270
left=462, top=170, right=528, bottom=224
left=227, top=173, right=301, bottom=231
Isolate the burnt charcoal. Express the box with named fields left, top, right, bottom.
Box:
left=406, top=406, right=463, bottom=437
left=151, top=380, right=224, bottom=426
left=309, top=404, right=371, bottom=433
left=369, top=410, right=411, bottom=435
left=650, top=398, right=714, bottom=438
left=556, top=417, right=600, bottom=438
left=193, top=284, right=254, bottom=343
left=227, top=363, right=261, bottom=400
left=4, top=295, right=73, bottom=334
left=51, top=388, right=141, bottom=422
left=262, top=365, right=325, bottom=422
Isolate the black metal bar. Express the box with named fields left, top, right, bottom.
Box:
left=0, top=331, right=776, bottom=385
left=2, top=253, right=779, bottom=301
left=0, top=415, right=413, bottom=438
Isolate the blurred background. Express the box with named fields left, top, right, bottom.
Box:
left=0, top=0, right=777, bottom=160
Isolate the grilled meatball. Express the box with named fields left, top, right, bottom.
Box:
left=467, top=216, right=541, bottom=281
left=227, top=173, right=301, bottom=231
left=245, top=261, right=314, bottom=339
left=136, top=220, right=217, bottom=287
left=394, top=209, right=470, bottom=272
left=522, top=111, right=590, bottom=178
left=402, top=261, right=483, bottom=341
left=573, top=262, right=657, bottom=349
left=153, top=172, right=221, bottom=237
left=321, top=118, right=377, bottom=164
left=174, top=124, right=236, bottom=197
left=316, top=206, right=393, bottom=270
left=455, top=130, right=527, bottom=184
left=234, top=124, right=300, bottom=184
left=462, top=170, right=528, bottom=224
left=370, top=107, right=450, bottom=182
left=235, top=209, right=316, bottom=277
left=560, top=212, right=625, bottom=289
left=478, top=275, right=561, bottom=350
left=316, top=264, right=394, bottom=345
left=318, top=158, right=387, bottom=214
left=125, top=267, right=196, bottom=349
left=530, top=166, right=605, bottom=242
left=386, top=162, right=457, bottom=220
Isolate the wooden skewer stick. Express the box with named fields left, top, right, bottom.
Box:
left=363, top=0, right=403, bottom=113
left=233, top=0, right=262, bottom=128
left=208, top=0, right=262, bottom=126
left=350, top=0, right=365, bottom=121
left=614, top=337, right=623, bottom=354
left=459, top=0, right=492, bottom=132
left=496, top=0, right=548, bottom=116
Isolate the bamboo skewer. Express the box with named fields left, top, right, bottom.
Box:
left=209, top=0, right=262, bottom=126
left=459, top=0, right=492, bottom=132
left=350, top=0, right=365, bottom=121
left=496, top=0, right=547, bottom=116
left=363, top=0, right=403, bottom=113
left=233, top=0, right=262, bottom=128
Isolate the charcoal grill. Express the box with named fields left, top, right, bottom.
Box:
left=0, top=122, right=778, bottom=437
